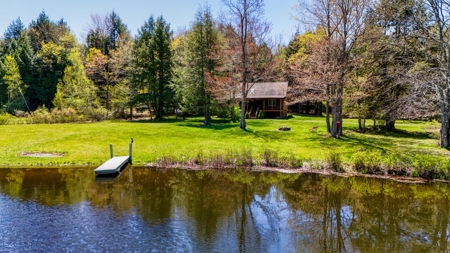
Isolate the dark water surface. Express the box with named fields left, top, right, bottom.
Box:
left=0, top=167, right=449, bottom=252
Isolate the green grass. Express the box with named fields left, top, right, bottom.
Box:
left=0, top=115, right=446, bottom=173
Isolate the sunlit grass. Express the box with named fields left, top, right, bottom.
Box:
left=0, top=115, right=445, bottom=168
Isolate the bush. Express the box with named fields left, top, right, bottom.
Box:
left=281, top=152, right=302, bottom=168
left=216, top=107, right=231, bottom=119
left=0, top=113, right=13, bottom=125
left=85, top=107, right=108, bottom=122
left=262, top=148, right=278, bottom=167
left=351, top=151, right=383, bottom=174
left=50, top=108, right=79, bottom=123
left=411, top=154, right=450, bottom=179
left=258, top=111, right=264, bottom=119
left=31, top=106, right=51, bottom=124
left=326, top=150, right=343, bottom=172
left=383, top=153, right=410, bottom=175
left=236, top=146, right=253, bottom=167
left=231, top=106, right=241, bottom=122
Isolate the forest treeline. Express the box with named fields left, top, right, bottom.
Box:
left=1, top=0, right=450, bottom=146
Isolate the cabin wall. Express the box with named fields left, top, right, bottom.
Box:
left=246, top=98, right=287, bottom=118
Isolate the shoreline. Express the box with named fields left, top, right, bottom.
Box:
left=0, top=161, right=441, bottom=184
left=145, top=162, right=432, bottom=184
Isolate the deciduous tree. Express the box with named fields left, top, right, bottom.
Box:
left=221, top=0, right=274, bottom=129
left=294, top=0, right=371, bottom=137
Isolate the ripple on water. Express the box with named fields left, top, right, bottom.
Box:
left=0, top=195, right=199, bottom=252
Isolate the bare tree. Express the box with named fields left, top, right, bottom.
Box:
left=411, top=0, right=450, bottom=147
left=293, top=0, right=371, bottom=137
left=221, top=0, right=274, bottom=129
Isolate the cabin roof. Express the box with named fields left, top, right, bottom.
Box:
left=239, top=82, right=289, bottom=99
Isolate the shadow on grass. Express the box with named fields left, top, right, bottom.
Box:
left=128, top=117, right=233, bottom=125
left=338, top=135, right=389, bottom=153
left=349, top=127, right=435, bottom=140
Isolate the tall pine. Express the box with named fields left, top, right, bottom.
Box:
left=131, top=16, right=173, bottom=120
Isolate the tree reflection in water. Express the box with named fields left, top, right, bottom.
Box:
left=0, top=168, right=449, bottom=252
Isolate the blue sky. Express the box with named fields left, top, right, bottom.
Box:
left=0, top=0, right=299, bottom=45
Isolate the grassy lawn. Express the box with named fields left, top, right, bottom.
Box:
left=0, top=115, right=446, bottom=171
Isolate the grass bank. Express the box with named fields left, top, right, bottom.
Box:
left=0, top=115, right=448, bottom=179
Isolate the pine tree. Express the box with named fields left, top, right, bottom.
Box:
left=181, top=5, right=221, bottom=125
left=131, top=15, right=173, bottom=120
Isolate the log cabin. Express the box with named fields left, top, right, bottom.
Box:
left=237, top=82, right=289, bottom=119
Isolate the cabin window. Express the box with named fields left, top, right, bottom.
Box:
left=268, top=99, right=277, bottom=106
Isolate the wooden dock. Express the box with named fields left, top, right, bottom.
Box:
left=94, top=156, right=130, bottom=175
left=94, top=138, right=133, bottom=175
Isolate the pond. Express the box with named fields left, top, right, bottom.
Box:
left=0, top=167, right=449, bottom=252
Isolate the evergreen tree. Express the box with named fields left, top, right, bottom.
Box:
left=178, top=5, right=221, bottom=125
left=3, top=17, right=25, bottom=46
left=131, top=15, right=174, bottom=120
left=30, top=41, right=66, bottom=109
left=28, top=11, right=68, bottom=52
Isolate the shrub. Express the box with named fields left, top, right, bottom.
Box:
left=236, top=146, right=253, bottom=167
left=85, top=107, right=108, bottom=122
left=326, top=150, right=343, bottom=172
left=194, top=149, right=205, bottom=165
left=412, top=154, right=450, bottom=179
left=216, top=107, right=230, bottom=119
left=351, top=151, right=383, bottom=174
left=258, top=111, right=264, bottom=119
left=383, top=153, right=410, bottom=175
left=0, top=113, right=13, bottom=125
left=262, top=148, right=278, bottom=167
left=50, top=108, right=79, bottom=123
left=31, top=106, right=51, bottom=124
left=281, top=152, right=302, bottom=168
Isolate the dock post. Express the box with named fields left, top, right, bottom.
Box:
left=129, top=140, right=133, bottom=164
left=110, top=144, right=113, bottom=158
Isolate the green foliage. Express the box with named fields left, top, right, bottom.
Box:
left=258, top=110, right=264, bottom=119
left=231, top=106, right=240, bottom=122
left=131, top=15, right=174, bottom=120
left=351, top=151, right=383, bottom=174
left=262, top=148, right=278, bottom=167
left=53, top=39, right=102, bottom=117
left=326, top=150, right=343, bottom=172
left=32, top=41, right=67, bottom=109
left=410, top=155, right=450, bottom=179
left=171, top=5, right=221, bottom=124
left=383, top=152, right=411, bottom=175
left=0, top=112, right=13, bottom=125
left=28, top=11, right=69, bottom=52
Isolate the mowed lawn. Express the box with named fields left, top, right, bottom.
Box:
left=0, top=115, right=445, bottom=167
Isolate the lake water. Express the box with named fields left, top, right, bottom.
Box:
left=0, top=167, right=449, bottom=252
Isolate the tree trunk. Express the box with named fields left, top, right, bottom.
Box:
left=385, top=89, right=398, bottom=131
left=204, top=98, right=211, bottom=125
left=326, top=100, right=331, bottom=133
left=386, top=119, right=396, bottom=131
left=240, top=100, right=246, bottom=129
left=130, top=105, right=133, bottom=121
left=440, top=104, right=449, bottom=147
left=331, top=82, right=343, bottom=138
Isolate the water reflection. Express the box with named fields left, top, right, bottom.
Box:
left=0, top=167, right=449, bottom=252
